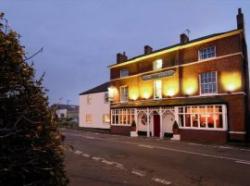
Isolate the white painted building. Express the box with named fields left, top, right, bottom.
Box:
left=79, top=82, right=110, bottom=129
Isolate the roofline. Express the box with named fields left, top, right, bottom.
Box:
left=79, top=90, right=108, bottom=96
left=108, top=29, right=242, bottom=69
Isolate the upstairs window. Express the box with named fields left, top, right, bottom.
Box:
left=87, top=95, right=92, bottom=104
left=120, top=86, right=128, bottom=102
left=199, top=46, right=216, bottom=60
left=154, top=80, right=162, bottom=99
left=120, top=69, right=129, bottom=78
left=104, top=92, right=109, bottom=103
left=153, top=59, right=163, bottom=70
left=200, top=71, right=217, bottom=95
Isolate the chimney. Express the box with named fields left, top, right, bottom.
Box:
left=237, top=8, right=244, bottom=30
left=180, top=33, right=189, bottom=44
left=144, top=45, right=153, bottom=54
left=116, top=52, right=128, bottom=63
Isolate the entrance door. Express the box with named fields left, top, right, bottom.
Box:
left=153, top=114, right=160, bottom=137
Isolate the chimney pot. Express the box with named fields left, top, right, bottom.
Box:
left=116, top=52, right=127, bottom=64
left=144, top=45, right=153, bottom=54
left=180, top=33, right=189, bottom=44
left=237, top=8, right=244, bottom=29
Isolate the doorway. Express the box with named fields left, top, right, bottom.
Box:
left=153, top=114, right=160, bottom=137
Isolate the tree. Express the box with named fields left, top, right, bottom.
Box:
left=0, top=13, right=68, bottom=185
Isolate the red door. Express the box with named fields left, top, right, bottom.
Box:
left=153, top=114, right=160, bottom=137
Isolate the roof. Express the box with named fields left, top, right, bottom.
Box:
left=79, top=82, right=110, bottom=95
left=109, top=29, right=241, bottom=68
left=51, top=104, right=79, bottom=111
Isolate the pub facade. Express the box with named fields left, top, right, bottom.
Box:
left=108, top=9, right=249, bottom=143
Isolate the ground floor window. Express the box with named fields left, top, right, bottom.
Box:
left=178, top=104, right=226, bottom=130
left=102, top=114, right=110, bottom=123
left=111, top=109, right=135, bottom=125
left=85, top=113, right=92, bottom=123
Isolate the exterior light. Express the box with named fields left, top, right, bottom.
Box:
left=140, top=83, right=152, bottom=99
left=163, top=80, right=178, bottom=97
left=221, top=72, right=241, bottom=92
left=129, top=87, right=139, bottom=100
left=183, top=78, right=197, bottom=95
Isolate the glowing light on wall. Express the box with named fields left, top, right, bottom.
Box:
left=108, top=86, right=117, bottom=100
left=221, top=72, right=242, bottom=92
left=163, top=80, right=179, bottom=97
left=129, top=87, right=139, bottom=100
left=140, top=85, right=152, bottom=99
left=183, top=78, right=198, bottom=95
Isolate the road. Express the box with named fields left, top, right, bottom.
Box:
left=62, top=128, right=250, bottom=186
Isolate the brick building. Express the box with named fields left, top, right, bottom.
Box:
left=108, top=9, right=249, bottom=143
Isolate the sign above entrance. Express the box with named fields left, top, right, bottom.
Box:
left=142, top=69, right=176, bottom=81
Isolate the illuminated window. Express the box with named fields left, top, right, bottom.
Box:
left=102, top=114, right=110, bottom=123
left=111, top=109, right=135, bottom=125
left=154, top=80, right=162, bottom=99
left=120, top=69, right=129, bottom=77
left=199, top=46, right=216, bottom=60
left=120, top=86, right=128, bottom=102
left=153, top=59, right=163, bottom=70
left=85, top=114, right=92, bottom=123
left=178, top=105, right=226, bottom=130
left=200, top=71, right=217, bottom=95
left=86, top=95, right=91, bottom=104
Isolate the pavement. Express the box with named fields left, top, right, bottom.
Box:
left=62, top=128, right=250, bottom=186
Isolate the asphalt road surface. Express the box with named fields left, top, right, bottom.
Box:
left=62, top=128, right=250, bottom=186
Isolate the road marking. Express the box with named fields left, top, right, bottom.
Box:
left=154, top=145, right=250, bottom=162
left=131, top=170, right=146, bottom=177
left=239, top=148, right=250, bottom=152
left=92, top=156, right=102, bottom=161
left=101, top=159, right=114, bottom=165
left=219, top=146, right=234, bottom=149
left=113, top=162, right=126, bottom=170
left=82, top=153, right=90, bottom=158
left=138, top=144, right=154, bottom=149
left=152, top=177, right=172, bottom=185
left=235, top=160, right=250, bottom=165
left=74, top=150, right=82, bottom=155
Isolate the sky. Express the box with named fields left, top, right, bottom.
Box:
left=1, top=0, right=250, bottom=105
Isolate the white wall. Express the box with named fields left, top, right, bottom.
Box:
left=56, top=109, right=67, bottom=119
left=79, top=92, right=110, bottom=129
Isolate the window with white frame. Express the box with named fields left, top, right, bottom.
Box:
left=153, top=59, right=163, bottom=70
left=200, top=71, right=217, bottom=95
left=199, top=46, right=216, bottom=60
left=120, top=86, right=128, bottom=102
left=120, top=69, right=129, bottom=78
left=178, top=105, right=226, bottom=130
left=111, top=109, right=135, bottom=125
left=86, top=95, right=92, bottom=105
left=102, top=114, right=110, bottom=123
left=104, top=92, right=109, bottom=103
left=154, top=80, right=162, bottom=99
left=85, top=114, right=92, bottom=123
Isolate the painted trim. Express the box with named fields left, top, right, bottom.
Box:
left=229, top=131, right=246, bottom=134
left=109, top=29, right=242, bottom=69
left=110, top=52, right=243, bottom=82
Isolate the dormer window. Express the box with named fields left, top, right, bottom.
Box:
left=153, top=59, right=163, bottom=70
left=199, top=46, right=216, bottom=60
left=120, top=69, right=129, bottom=77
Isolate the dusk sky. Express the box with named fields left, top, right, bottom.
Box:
left=1, top=0, right=250, bottom=105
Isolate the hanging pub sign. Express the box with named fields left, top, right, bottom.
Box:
left=142, top=69, right=176, bottom=80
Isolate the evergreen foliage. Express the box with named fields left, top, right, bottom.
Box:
left=0, top=13, right=68, bottom=186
